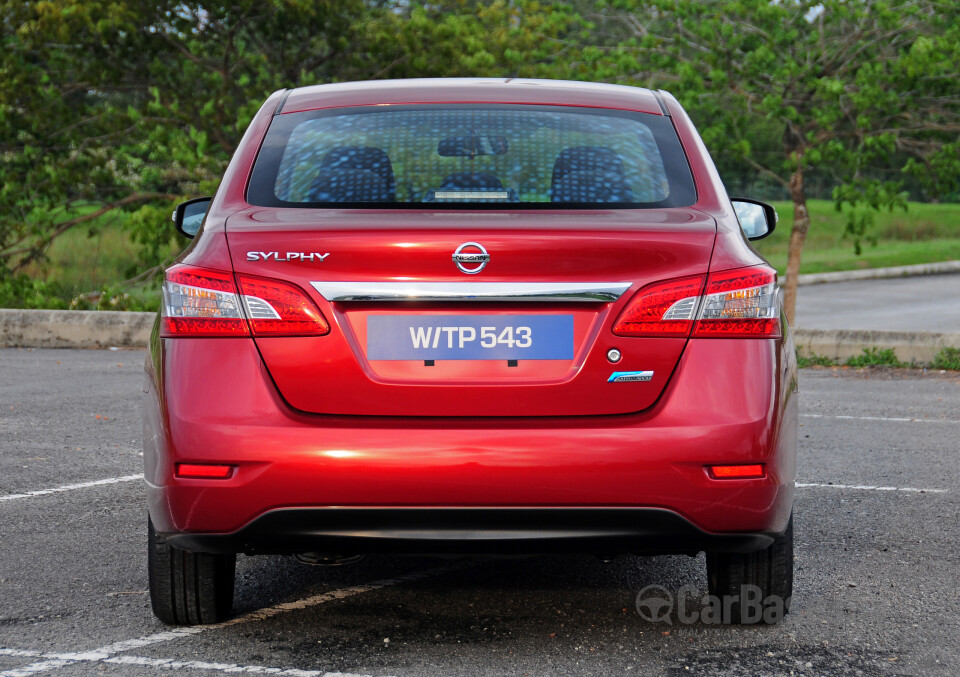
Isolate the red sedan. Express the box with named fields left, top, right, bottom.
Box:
left=144, top=78, right=797, bottom=626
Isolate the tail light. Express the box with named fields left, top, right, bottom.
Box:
left=238, top=275, right=329, bottom=336
left=161, top=267, right=248, bottom=336
left=161, top=265, right=329, bottom=337
left=612, top=266, right=781, bottom=339
left=611, top=276, right=705, bottom=337
left=693, top=267, right=780, bottom=337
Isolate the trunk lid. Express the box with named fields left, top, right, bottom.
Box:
left=227, top=208, right=715, bottom=416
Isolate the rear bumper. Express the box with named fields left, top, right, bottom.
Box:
left=144, top=333, right=798, bottom=551
left=163, top=508, right=776, bottom=556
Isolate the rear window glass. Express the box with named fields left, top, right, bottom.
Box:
left=248, top=104, right=696, bottom=208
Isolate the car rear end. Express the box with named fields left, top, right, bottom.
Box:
left=144, top=79, right=797, bottom=625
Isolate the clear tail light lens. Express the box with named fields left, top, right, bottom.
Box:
left=694, top=266, right=780, bottom=338
left=611, top=275, right=705, bottom=337
left=161, top=266, right=249, bottom=336
left=237, top=275, right=329, bottom=336
left=611, top=266, right=780, bottom=339
left=161, top=265, right=329, bottom=337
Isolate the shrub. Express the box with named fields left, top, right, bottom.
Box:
left=797, top=352, right=836, bottom=368
left=845, top=347, right=903, bottom=368
left=930, top=347, right=960, bottom=371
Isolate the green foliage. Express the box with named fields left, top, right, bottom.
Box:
left=587, top=0, right=960, bottom=321
left=0, top=273, right=69, bottom=310
left=833, top=181, right=909, bottom=255
left=68, top=287, right=156, bottom=312
left=1, top=0, right=959, bottom=312
left=930, top=347, right=960, bottom=372
left=845, top=347, right=903, bottom=368
left=0, top=0, right=580, bottom=307
left=754, top=200, right=960, bottom=276
left=797, top=352, right=836, bottom=368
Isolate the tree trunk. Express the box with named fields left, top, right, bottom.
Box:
left=782, top=164, right=810, bottom=326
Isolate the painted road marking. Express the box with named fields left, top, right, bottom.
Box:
left=801, top=413, right=960, bottom=424
left=1, top=650, right=387, bottom=677
left=0, top=475, right=141, bottom=502
left=797, top=482, right=948, bottom=493
left=0, top=650, right=387, bottom=677
left=0, top=565, right=460, bottom=677
left=107, top=654, right=388, bottom=676
left=0, top=629, right=202, bottom=677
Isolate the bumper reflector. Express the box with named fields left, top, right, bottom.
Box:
left=175, top=463, right=234, bottom=479
left=708, top=464, right=765, bottom=479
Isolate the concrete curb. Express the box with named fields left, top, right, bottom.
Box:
left=2, top=309, right=958, bottom=366
left=0, top=309, right=155, bottom=349
left=794, top=260, right=960, bottom=286
left=794, top=328, right=960, bottom=364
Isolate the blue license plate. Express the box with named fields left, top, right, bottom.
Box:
left=367, top=315, right=573, bottom=361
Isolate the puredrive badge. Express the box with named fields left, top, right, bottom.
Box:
left=452, top=242, right=490, bottom=274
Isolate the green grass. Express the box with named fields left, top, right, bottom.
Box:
left=8, top=198, right=960, bottom=311
left=930, top=347, right=960, bottom=371
left=844, top=347, right=904, bottom=368
left=19, top=208, right=182, bottom=311
left=754, top=200, right=960, bottom=276
left=797, top=352, right=837, bottom=368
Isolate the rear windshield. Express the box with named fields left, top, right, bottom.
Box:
left=248, top=104, right=696, bottom=209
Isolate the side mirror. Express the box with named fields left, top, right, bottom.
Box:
left=731, top=198, right=777, bottom=241
left=172, top=197, right=212, bottom=238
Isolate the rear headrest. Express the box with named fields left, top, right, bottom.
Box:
left=309, top=168, right=390, bottom=203
left=318, top=146, right=395, bottom=200
left=550, top=146, right=633, bottom=203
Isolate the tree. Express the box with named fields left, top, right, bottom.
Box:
left=593, top=0, right=960, bottom=323
left=0, top=0, right=579, bottom=305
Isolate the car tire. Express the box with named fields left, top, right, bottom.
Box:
left=706, top=513, right=793, bottom=624
left=148, top=517, right=236, bottom=625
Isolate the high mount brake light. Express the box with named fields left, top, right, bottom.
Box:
left=161, top=265, right=329, bottom=337
left=612, top=266, right=780, bottom=339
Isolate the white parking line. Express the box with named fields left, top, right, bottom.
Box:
left=107, top=654, right=388, bottom=676
left=797, top=482, right=948, bottom=493
left=0, top=475, right=141, bottom=502
left=0, top=629, right=202, bottom=677
left=801, top=413, right=960, bottom=424
left=0, top=565, right=459, bottom=677
left=0, top=650, right=386, bottom=677
left=211, top=566, right=455, bottom=629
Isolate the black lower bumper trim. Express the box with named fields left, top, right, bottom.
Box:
left=162, top=508, right=776, bottom=556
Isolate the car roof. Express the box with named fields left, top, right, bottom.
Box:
left=279, top=78, right=666, bottom=116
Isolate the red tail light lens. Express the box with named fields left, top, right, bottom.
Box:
left=161, top=265, right=329, bottom=337
left=237, top=275, right=329, bottom=336
left=175, top=463, right=234, bottom=479
left=612, top=266, right=780, bottom=340
left=161, top=266, right=249, bottom=337
left=694, top=266, right=781, bottom=338
left=708, top=464, right=765, bottom=479
left=612, top=276, right=705, bottom=337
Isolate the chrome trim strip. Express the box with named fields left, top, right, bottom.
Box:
left=311, top=281, right=633, bottom=303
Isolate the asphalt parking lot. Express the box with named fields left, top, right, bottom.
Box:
left=1, top=348, right=958, bottom=677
